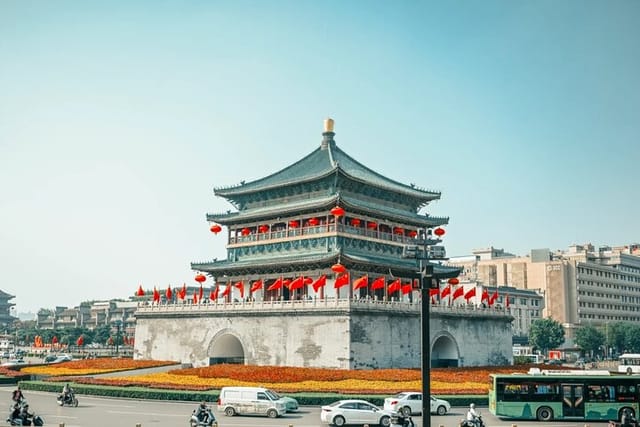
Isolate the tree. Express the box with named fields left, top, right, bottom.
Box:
left=529, top=318, right=565, bottom=355
left=607, top=322, right=629, bottom=355
left=625, top=325, right=640, bottom=353
left=575, top=325, right=605, bottom=357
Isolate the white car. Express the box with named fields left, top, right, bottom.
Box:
left=320, top=399, right=392, bottom=427
left=383, top=392, right=451, bottom=416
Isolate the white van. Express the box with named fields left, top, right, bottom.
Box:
left=217, top=386, right=287, bottom=418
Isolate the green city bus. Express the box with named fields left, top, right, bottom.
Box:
left=489, top=369, right=639, bottom=421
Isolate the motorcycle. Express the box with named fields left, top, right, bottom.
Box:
left=189, top=406, right=218, bottom=427
left=6, top=401, right=44, bottom=426
left=460, top=415, right=485, bottom=427
left=390, top=411, right=415, bottom=427
left=57, top=391, right=79, bottom=407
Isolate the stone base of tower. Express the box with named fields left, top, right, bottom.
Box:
left=133, top=299, right=513, bottom=369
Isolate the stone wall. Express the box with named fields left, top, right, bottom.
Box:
left=134, top=299, right=513, bottom=368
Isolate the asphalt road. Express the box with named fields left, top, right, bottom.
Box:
left=0, top=388, right=617, bottom=427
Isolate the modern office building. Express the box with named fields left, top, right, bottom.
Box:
left=449, top=243, right=640, bottom=345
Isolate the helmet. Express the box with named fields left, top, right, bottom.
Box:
left=470, top=403, right=475, bottom=409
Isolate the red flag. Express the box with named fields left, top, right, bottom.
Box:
left=334, top=272, right=350, bottom=289
left=489, top=290, right=499, bottom=306
left=221, top=284, right=231, bottom=297
left=267, top=277, right=283, bottom=291
left=52, top=336, right=58, bottom=344
left=165, top=286, right=173, bottom=300
left=481, top=288, right=489, bottom=302
left=234, top=281, right=244, bottom=298
left=199, top=284, right=204, bottom=301
left=401, top=283, right=413, bottom=294
left=250, top=279, right=263, bottom=293
left=505, top=293, right=510, bottom=308
left=388, top=278, right=401, bottom=293
left=440, top=284, right=451, bottom=298
left=76, top=336, right=84, bottom=346
left=210, top=286, right=219, bottom=300
left=304, top=277, right=313, bottom=285
left=153, top=287, right=160, bottom=303
left=283, top=278, right=291, bottom=289
left=289, top=276, right=305, bottom=291
left=136, top=285, right=145, bottom=297
left=353, top=275, right=368, bottom=290
left=429, top=288, right=439, bottom=297
left=370, top=277, right=385, bottom=290
left=312, top=275, right=326, bottom=292
left=179, top=283, right=187, bottom=300
left=452, top=285, right=464, bottom=300
left=192, top=290, right=198, bottom=304
left=464, top=287, right=476, bottom=300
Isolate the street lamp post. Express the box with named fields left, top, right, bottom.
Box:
left=405, top=231, right=441, bottom=427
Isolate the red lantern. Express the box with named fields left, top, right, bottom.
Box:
left=394, top=227, right=404, bottom=235
left=409, top=230, right=418, bottom=238
left=331, top=263, right=346, bottom=273
left=210, top=224, right=222, bottom=234
left=195, top=274, right=206, bottom=283
left=241, top=227, right=251, bottom=236
left=289, top=220, right=299, bottom=228
left=330, top=206, right=345, bottom=217
left=367, top=221, right=377, bottom=229
left=308, top=217, right=319, bottom=226
left=350, top=218, right=361, bottom=226
left=448, top=277, right=459, bottom=285
left=258, top=224, right=269, bottom=233
left=434, top=227, right=446, bottom=237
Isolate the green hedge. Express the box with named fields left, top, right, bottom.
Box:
left=18, top=380, right=487, bottom=406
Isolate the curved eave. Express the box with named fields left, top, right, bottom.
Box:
left=192, top=252, right=461, bottom=280
left=336, top=168, right=440, bottom=203
left=214, top=166, right=338, bottom=201
left=206, top=194, right=449, bottom=227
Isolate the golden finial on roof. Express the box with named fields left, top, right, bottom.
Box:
left=324, top=118, right=334, bottom=133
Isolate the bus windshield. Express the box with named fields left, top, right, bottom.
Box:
left=489, top=369, right=639, bottom=422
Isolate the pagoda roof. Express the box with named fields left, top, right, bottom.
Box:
left=207, top=194, right=448, bottom=227
left=214, top=138, right=440, bottom=206
left=192, top=251, right=459, bottom=280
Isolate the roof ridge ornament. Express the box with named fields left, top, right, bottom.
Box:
left=321, top=117, right=335, bottom=150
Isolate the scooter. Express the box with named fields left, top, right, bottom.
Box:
left=460, top=415, right=485, bottom=427
left=189, top=407, right=218, bottom=427
left=6, top=401, right=44, bottom=426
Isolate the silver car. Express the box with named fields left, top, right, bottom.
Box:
left=383, top=392, right=451, bottom=416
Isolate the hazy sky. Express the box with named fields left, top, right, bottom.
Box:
left=1, top=1, right=638, bottom=314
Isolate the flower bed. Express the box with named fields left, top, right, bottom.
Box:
left=33, top=362, right=565, bottom=395
left=21, top=358, right=176, bottom=376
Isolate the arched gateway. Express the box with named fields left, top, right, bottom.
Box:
left=134, top=119, right=513, bottom=369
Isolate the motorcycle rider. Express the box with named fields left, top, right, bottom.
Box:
left=11, top=386, right=24, bottom=403
left=622, top=408, right=637, bottom=427
left=18, top=402, right=34, bottom=424
left=61, top=383, right=73, bottom=403
left=194, top=401, right=212, bottom=424
left=467, top=403, right=481, bottom=427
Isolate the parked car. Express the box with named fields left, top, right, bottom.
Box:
left=320, top=399, right=392, bottom=427
left=43, top=354, right=58, bottom=363
left=383, top=392, right=451, bottom=416
left=1, top=358, right=25, bottom=367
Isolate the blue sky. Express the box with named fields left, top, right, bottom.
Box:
left=1, top=1, right=638, bottom=314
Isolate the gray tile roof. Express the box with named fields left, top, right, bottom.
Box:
left=214, top=140, right=440, bottom=200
